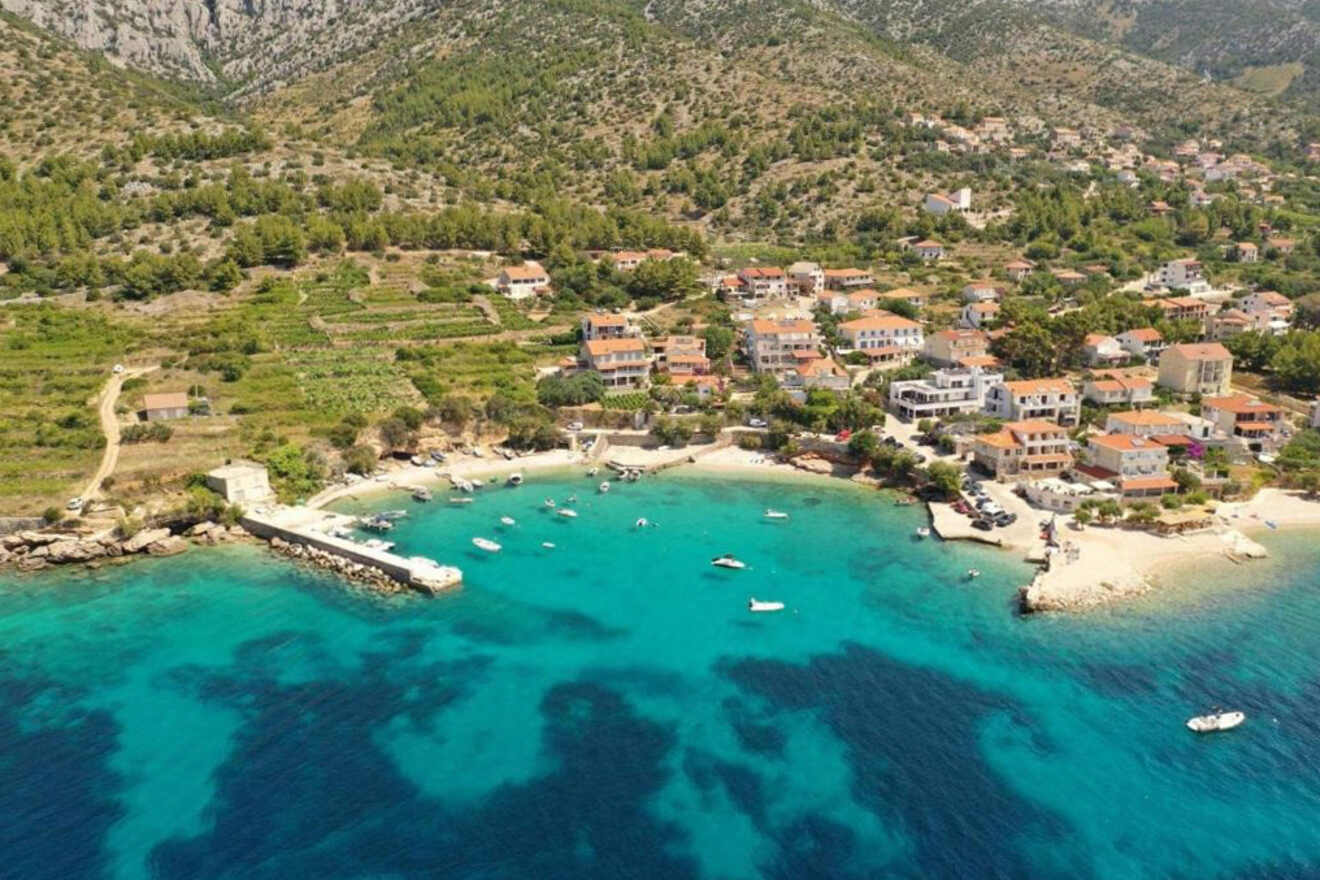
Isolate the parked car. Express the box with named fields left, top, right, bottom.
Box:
left=747, top=418, right=768, bottom=428
left=567, top=421, right=584, bottom=432
left=971, top=518, right=994, bottom=532
left=429, top=450, right=447, bottom=462
left=835, top=429, right=852, bottom=442
left=993, top=512, right=1017, bottom=527
left=883, top=436, right=900, bottom=447
left=66, top=497, right=84, bottom=511
left=112, top=364, right=124, bottom=374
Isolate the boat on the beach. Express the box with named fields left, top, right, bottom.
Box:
left=748, top=598, right=784, bottom=613
left=472, top=537, right=501, bottom=553
left=763, top=509, right=789, bottom=520
left=558, top=508, right=578, bottom=518
left=500, top=516, right=516, bottom=526
left=470, top=478, right=485, bottom=489
left=711, top=554, right=746, bottom=570
left=1186, top=709, right=1245, bottom=733
left=411, top=487, right=433, bottom=502
left=914, top=527, right=931, bottom=539
left=507, top=473, right=523, bottom=486
left=455, top=478, right=474, bottom=493
left=448, top=497, right=474, bottom=505
left=599, top=481, right=610, bottom=494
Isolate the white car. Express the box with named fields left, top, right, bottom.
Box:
left=112, top=364, right=125, bottom=375
left=567, top=421, right=584, bottom=432
left=66, top=497, right=84, bottom=511
left=747, top=418, right=768, bottom=428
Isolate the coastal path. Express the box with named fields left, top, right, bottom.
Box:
left=83, top=365, right=158, bottom=502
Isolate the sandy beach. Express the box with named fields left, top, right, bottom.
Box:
left=1020, top=488, right=1320, bottom=612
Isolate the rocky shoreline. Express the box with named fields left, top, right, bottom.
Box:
left=266, top=536, right=419, bottom=598
left=0, top=524, right=212, bottom=572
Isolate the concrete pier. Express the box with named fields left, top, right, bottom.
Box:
left=241, top=507, right=462, bottom=594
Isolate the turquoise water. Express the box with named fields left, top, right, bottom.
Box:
left=4, top=472, right=1320, bottom=879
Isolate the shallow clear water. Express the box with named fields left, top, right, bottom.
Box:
left=4, top=472, right=1320, bottom=879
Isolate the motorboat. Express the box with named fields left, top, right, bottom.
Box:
left=544, top=498, right=556, bottom=508
left=363, top=538, right=395, bottom=552
left=1186, top=710, right=1245, bottom=733
left=711, top=555, right=746, bottom=570
left=966, top=569, right=981, bottom=579
left=558, top=508, right=578, bottom=518
left=455, top=479, right=474, bottom=493
left=507, top=473, right=524, bottom=486
left=541, top=542, right=556, bottom=549
left=763, top=509, right=789, bottom=520
left=500, top=516, right=516, bottom=526
left=359, top=515, right=394, bottom=532
left=471, top=537, right=501, bottom=553
left=635, top=518, right=649, bottom=528
left=748, top=598, right=784, bottom=613
left=566, top=494, right=578, bottom=503
left=914, top=527, right=931, bottom=539
left=379, top=510, right=409, bottom=520
left=449, top=497, right=474, bottom=505
left=599, top=481, right=611, bottom=494
left=411, top=487, right=433, bottom=502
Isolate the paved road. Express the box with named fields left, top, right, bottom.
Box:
left=83, top=365, right=158, bottom=502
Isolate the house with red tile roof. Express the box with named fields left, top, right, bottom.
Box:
left=984, top=378, right=1080, bottom=426
left=972, top=420, right=1073, bottom=480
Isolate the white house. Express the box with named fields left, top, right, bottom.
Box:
left=960, top=301, right=1000, bottom=329
left=838, top=311, right=924, bottom=356
left=737, top=267, right=789, bottom=300
left=985, top=378, right=1080, bottom=426
left=1082, top=373, right=1155, bottom=407
left=913, top=240, right=945, bottom=261
left=788, top=261, right=825, bottom=295
left=495, top=261, right=550, bottom=300
left=1116, top=327, right=1165, bottom=361
left=1080, top=434, right=1176, bottom=499
left=745, top=318, right=820, bottom=373
left=1155, top=258, right=1209, bottom=295
left=1239, top=290, right=1294, bottom=335
left=923, top=188, right=971, bottom=216
left=962, top=280, right=1002, bottom=303
left=1082, top=333, right=1126, bottom=366
left=888, top=367, right=1003, bottom=421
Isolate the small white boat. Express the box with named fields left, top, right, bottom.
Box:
left=507, top=472, right=524, bottom=486
left=541, top=541, right=556, bottom=549
left=635, top=518, right=649, bottom=528
left=599, top=481, right=611, bottom=494
left=587, top=467, right=599, bottom=477
left=711, top=555, right=746, bottom=570
left=1186, top=710, right=1245, bottom=733
left=558, top=508, right=578, bottom=518
left=470, top=478, right=485, bottom=489
left=915, top=527, right=931, bottom=539
left=456, top=479, right=474, bottom=493
left=500, top=516, right=516, bottom=526
left=472, top=537, right=501, bottom=553
left=449, top=497, right=474, bottom=505
left=748, top=598, right=785, bottom=613
left=544, top=498, right=556, bottom=508
left=566, top=494, right=578, bottom=503
left=411, top=487, right=433, bottom=502
left=966, top=569, right=981, bottom=579
left=763, top=509, right=789, bottom=520
left=363, top=538, right=395, bottom=551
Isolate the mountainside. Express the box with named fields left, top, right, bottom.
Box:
left=4, top=0, right=1316, bottom=109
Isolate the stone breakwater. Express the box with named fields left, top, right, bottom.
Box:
left=266, top=536, right=417, bottom=598
left=0, top=521, right=249, bottom=573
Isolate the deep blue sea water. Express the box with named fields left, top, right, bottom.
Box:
left=4, top=471, right=1320, bottom=879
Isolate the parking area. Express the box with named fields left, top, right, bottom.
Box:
left=955, top=476, right=1047, bottom=549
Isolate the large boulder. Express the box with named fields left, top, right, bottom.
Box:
left=146, top=536, right=188, bottom=557
left=16, top=556, right=49, bottom=572
left=16, top=531, right=60, bottom=547
left=123, top=527, right=171, bottom=554
left=45, top=540, right=107, bottom=564
left=187, top=521, right=216, bottom=537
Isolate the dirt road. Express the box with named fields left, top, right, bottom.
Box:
left=83, top=365, right=158, bottom=502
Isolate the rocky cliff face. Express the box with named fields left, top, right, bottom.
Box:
left=1, top=0, right=442, bottom=95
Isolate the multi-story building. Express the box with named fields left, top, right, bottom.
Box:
left=650, top=335, right=708, bottom=375
left=1239, top=290, right=1294, bottom=335
left=838, top=311, right=924, bottom=356
left=1156, top=297, right=1214, bottom=324
left=962, top=280, right=1002, bottom=303
left=581, top=312, right=633, bottom=341
left=1200, top=394, right=1287, bottom=452
left=1106, top=410, right=1196, bottom=440
left=888, top=368, right=1002, bottom=421
left=788, top=261, right=825, bottom=295
left=984, top=378, right=1081, bottom=426
left=960, top=301, right=1000, bottom=329
left=1083, top=373, right=1155, bottom=407
left=823, top=268, right=874, bottom=290
left=1116, top=327, right=1166, bottom=361
left=1155, top=258, right=1209, bottom=294
left=1157, top=342, right=1233, bottom=396
left=737, top=267, right=790, bottom=300
left=495, top=261, right=551, bottom=300
left=817, top=289, right=879, bottom=315
left=924, top=329, right=990, bottom=367
left=1082, top=334, right=1126, bottom=366
left=913, top=240, right=945, bottom=261
left=1080, top=434, right=1176, bottom=499
left=972, top=420, right=1073, bottom=480
left=744, top=318, right=820, bottom=373
left=581, top=338, right=650, bottom=391
left=784, top=355, right=851, bottom=391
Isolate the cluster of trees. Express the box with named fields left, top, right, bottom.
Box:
left=263, top=443, right=328, bottom=502
left=550, top=254, right=701, bottom=309
left=121, top=422, right=173, bottom=443
left=537, top=372, right=605, bottom=407
left=104, top=128, right=272, bottom=164
left=1224, top=330, right=1320, bottom=395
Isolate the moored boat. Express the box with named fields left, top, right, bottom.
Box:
left=748, top=598, right=784, bottom=613
left=411, top=487, right=433, bottom=502
left=500, top=516, right=516, bottom=526
left=966, top=569, right=981, bottom=579
left=711, top=554, right=746, bottom=570
left=1186, top=709, right=1245, bottom=733
left=507, top=472, right=524, bottom=486
left=541, top=541, right=556, bottom=549
left=557, top=508, right=578, bottom=518
left=599, top=481, right=611, bottom=494
left=914, top=527, right=931, bottom=539
left=471, top=537, right=501, bottom=553
left=635, top=517, right=649, bottom=528
left=763, top=509, right=789, bottom=520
